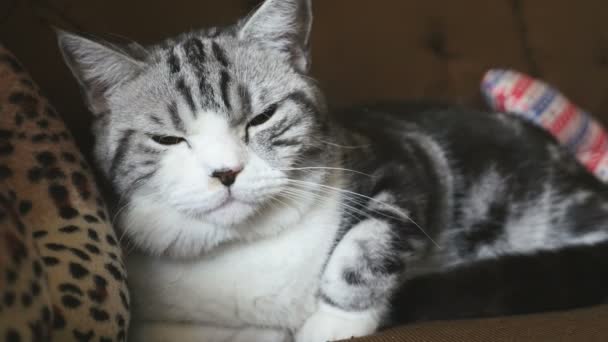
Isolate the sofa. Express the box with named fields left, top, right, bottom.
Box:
left=1, top=0, right=607, bottom=341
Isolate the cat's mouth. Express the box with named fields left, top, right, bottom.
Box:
left=214, top=196, right=236, bottom=211
left=195, top=190, right=234, bottom=213
left=206, top=192, right=253, bottom=213
left=174, top=188, right=264, bottom=225
left=190, top=193, right=259, bottom=226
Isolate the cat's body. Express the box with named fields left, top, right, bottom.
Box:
left=57, top=0, right=608, bottom=341
left=126, top=103, right=608, bottom=341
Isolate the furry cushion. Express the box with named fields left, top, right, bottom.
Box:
left=0, top=44, right=129, bottom=341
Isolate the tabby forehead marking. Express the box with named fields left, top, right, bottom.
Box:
left=175, top=77, right=197, bottom=116
left=212, top=41, right=230, bottom=68
left=219, top=70, right=232, bottom=111
left=166, top=101, right=186, bottom=133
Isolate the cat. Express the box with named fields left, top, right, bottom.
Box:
left=57, top=0, right=608, bottom=341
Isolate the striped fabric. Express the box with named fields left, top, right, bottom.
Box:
left=481, top=69, right=608, bottom=182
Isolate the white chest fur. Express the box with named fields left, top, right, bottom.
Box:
left=126, top=194, right=343, bottom=331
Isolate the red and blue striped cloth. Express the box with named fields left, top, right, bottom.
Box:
left=481, top=69, right=608, bottom=182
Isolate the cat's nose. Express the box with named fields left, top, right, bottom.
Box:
left=211, top=168, right=242, bottom=187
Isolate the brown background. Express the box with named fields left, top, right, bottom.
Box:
left=2, top=0, right=608, bottom=152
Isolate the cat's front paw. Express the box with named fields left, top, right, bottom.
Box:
left=295, top=304, right=379, bottom=342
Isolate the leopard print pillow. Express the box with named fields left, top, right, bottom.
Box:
left=0, top=44, right=129, bottom=342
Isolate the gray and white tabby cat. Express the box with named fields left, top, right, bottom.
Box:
left=57, top=0, right=608, bottom=341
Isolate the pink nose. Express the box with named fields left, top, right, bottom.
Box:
left=211, top=168, right=242, bottom=186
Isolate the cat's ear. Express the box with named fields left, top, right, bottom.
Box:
left=56, top=30, right=145, bottom=114
left=239, top=0, right=313, bottom=72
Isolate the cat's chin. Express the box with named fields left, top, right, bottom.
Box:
left=197, top=199, right=257, bottom=227
left=121, top=192, right=261, bottom=258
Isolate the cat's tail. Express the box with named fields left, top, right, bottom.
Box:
left=389, top=240, right=608, bottom=325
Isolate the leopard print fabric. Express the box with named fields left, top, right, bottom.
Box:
left=0, top=45, right=129, bottom=341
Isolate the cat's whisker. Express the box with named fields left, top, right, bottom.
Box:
left=277, top=189, right=355, bottom=223
left=281, top=187, right=376, bottom=225
left=312, top=137, right=372, bottom=150
left=285, top=179, right=441, bottom=248
left=112, top=191, right=160, bottom=247
left=287, top=178, right=412, bottom=217
left=278, top=166, right=373, bottom=178
left=121, top=238, right=139, bottom=257
left=284, top=186, right=439, bottom=251
left=267, top=194, right=302, bottom=217
left=288, top=185, right=411, bottom=227
left=111, top=176, right=154, bottom=225
left=114, top=215, right=132, bottom=247
left=285, top=190, right=365, bottom=225
left=286, top=180, right=390, bottom=214
left=281, top=191, right=372, bottom=230
left=112, top=189, right=163, bottom=253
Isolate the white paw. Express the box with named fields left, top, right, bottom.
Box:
left=295, top=304, right=379, bottom=342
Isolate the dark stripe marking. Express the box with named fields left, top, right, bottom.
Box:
left=149, top=115, right=163, bottom=125
left=220, top=71, right=232, bottom=110
left=109, top=130, right=135, bottom=182
left=167, top=102, right=186, bottom=132
left=212, top=41, right=230, bottom=67
left=136, top=144, right=161, bottom=155
left=269, top=116, right=302, bottom=141
left=124, top=170, right=158, bottom=196
left=286, top=91, right=318, bottom=116
left=199, top=78, right=217, bottom=108
left=184, top=37, right=206, bottom=72
left=269, top=122, right=292, bottom=141
left=167, top=48, right=181, bottom=74
left=176, top=78, right=197, bottom=115
left=459, top=203, right=507, bottom=256
left=272, top=138, right=301, bottom=147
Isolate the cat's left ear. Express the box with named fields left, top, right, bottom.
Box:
left=56, top=29, right=146, bottom=114
left=239, top=0, right=313, bottom=73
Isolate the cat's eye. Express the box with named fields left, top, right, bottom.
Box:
left=150, top=135, right=186, bottom=146
left=248, top=104, right=278, bottom=127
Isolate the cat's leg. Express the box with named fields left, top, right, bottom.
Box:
left=130, top=321, right=292, bottom=342
left=296, top=216, right=420, bottom=342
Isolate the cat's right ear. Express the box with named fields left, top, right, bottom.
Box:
left=239, top=0, right=313, bottom=73
left=56, top=30, right=145, bottom=114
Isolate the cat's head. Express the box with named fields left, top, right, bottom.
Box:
left=58, top=0, right=335, bottom=257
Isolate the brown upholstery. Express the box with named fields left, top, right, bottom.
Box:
left=3, top=0, right=608, bottom=156
left=349, top=304, right=608, bottom=342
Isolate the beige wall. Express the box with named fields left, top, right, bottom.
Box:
left=2, top=0, right=608, bottom=151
